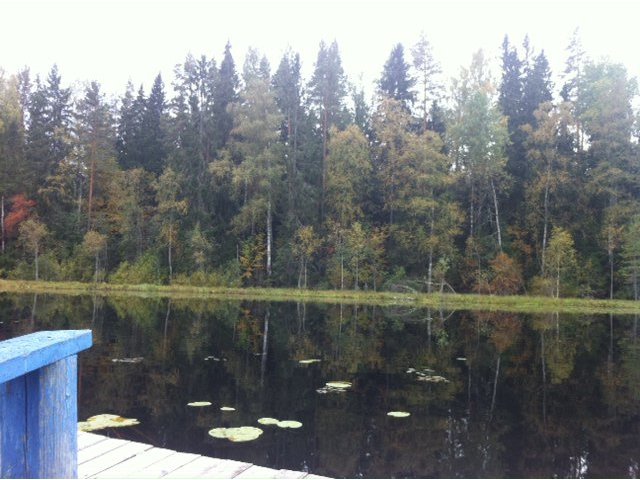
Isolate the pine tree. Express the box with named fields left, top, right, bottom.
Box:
left=411, top=33, right=441, bottom=129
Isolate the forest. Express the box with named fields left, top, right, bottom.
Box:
left=0, top=31, right=639, bottom=299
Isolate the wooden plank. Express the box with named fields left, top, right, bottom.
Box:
left=25, top=355, right=78, bottom=478
left=272, top=469, right=310, bottom=479
left=79, top=437, right=131, bottom=465
left=0, top=330, right=92, bottom=383
left=234, top=465, right=286, bottom=479
left=93, top=447, right=178, bottom=479
left=162, top=456, right=226, bottom=478
left=131, top=451, right=201, bottom=478
left=78, top=431, right=109, bottom=451
left=194, top=458, right=252, bottom=479
left=0, top=375, right=27, bottom=478
left=79, top=440, right=152, bottom=478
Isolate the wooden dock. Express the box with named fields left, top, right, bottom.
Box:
left=78, top=431, right=329, bottom=479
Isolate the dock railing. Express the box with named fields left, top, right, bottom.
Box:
left=0, top=330, right=92, bottom=478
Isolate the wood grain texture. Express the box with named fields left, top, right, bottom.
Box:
left=76, top=433, right=328, bottom=479
left=0, top=375, right=27, bottom=478
left=25, top=355, right=78, bottom=478
left=0, top=330, right=92, bottom=383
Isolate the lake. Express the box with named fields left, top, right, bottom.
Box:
left=1, top=293, right=639, bottom=478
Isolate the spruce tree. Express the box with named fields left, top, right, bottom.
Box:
left=379, top=43, right=415, bottom=110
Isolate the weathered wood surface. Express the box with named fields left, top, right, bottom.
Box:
left=0, top=330, right=92, bottom=478
left=0, top=330, right=92, bottom=384
left=78, top=432, right=330, bottom=479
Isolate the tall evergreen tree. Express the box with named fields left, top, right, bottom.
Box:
left=379, top=43, right=415, bottom=110
left=308, top=40, right=348, bottom=220
left=213, top=42, right=239, bottom=151
left=25, top=66, right=71, bottom=188
left=75, top=81, right=117, bottom=231
left=170, top=54, right=218, bottom=219
left=140, top=74, right=167, bottom=175
left=411, top=33, right=441, bottom=129
left=273, top=49, right=305, bottom=226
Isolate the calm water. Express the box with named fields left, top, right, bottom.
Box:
left=1, top=293, right=639, bottom=478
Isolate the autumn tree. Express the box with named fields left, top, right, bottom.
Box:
left=82, top=230, right=107, bottom=283
left=292, top=225, right=320, bottom=289
left=545, top=227, right=577, bottom=298
left=156, top=167, right=188, bottom=281
left=223, top=53, right=284, bottom=279
left=0, top=73, right=28, bottom=251
left=325, top=125, right=371, bottom=226
left=18, top=218, right=48, bottom=280
left=449, top=50, right=509, bottom=285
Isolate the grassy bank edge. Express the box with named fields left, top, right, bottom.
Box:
left=1, top=279, right=639, bottom=314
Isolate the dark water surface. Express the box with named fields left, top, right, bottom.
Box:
left=1, top=293, right=639, bottom=478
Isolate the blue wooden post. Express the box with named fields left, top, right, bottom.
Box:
left=0, top=330, right=92, bottom=478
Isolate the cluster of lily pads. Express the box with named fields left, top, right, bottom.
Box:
left=406, top=367, right=450, bottom=383
left=208, top=417, right=303, bottom=443
left=78, top=414, right=140, bottom=432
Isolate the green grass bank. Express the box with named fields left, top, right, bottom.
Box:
left=1, top=279, right=639, bottom=315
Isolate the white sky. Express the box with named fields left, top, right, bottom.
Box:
left=1, top=0, right=639, bottom=101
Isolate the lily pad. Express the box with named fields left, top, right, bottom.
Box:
left=326, top=381, right=352, bottom=389
left=78, top=414, right=140, bottom=432
left=277, top=420, right=303, bottom=429
left=387, top=411, right=411, bottom=418
left=257, top=417, right=280, bottom=425
left=298, top=359, right=321, bottom=364
left=220, top=406, right=236, bottom=411
left=187, top=401, right=212, bottom=407
left=208, top=426, right=263, bottom=442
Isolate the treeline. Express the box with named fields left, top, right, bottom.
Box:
left=0, top=32, right=639, bottom=298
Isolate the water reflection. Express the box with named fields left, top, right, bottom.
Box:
left=1, top=293, right=639, bottom=478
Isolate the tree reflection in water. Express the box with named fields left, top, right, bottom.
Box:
left=0, top=293, right=638, bottom=478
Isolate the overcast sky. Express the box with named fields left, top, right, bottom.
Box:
left=2, top=0, right=639, bottom=100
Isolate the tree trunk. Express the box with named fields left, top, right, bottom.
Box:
left=608, top=235, right=614, bottom=300
left=427, top=203, right=435, bottom=293
left=1, top=195, right=5, bottom=254
left=633, top=260, right=638, bottom=301
left=94, top=253, right=99, bottom=283
left=340, top=253, right=344, bottom=290
left=321, top=104, right=327, bottom=221
left=541, top=178, right=550, bottom=275
left=303, top=259, right=308, bottom=289
left=87, top=157, right=96, bottom=231
left=490, top=178, right=502, bottom=251
left=168, top=225, right=173, bottom=282
left=266, top=198, right=272, bottom=277
left=34, top=244, right=39, bottom=281
left=355, top=260, right=359, bottom=291
left=297, top=257, right=303, bottom=289
left=469, top=182, right=475, bottom=239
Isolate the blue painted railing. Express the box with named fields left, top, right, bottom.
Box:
left=0, top=330, right=92, bottom=478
